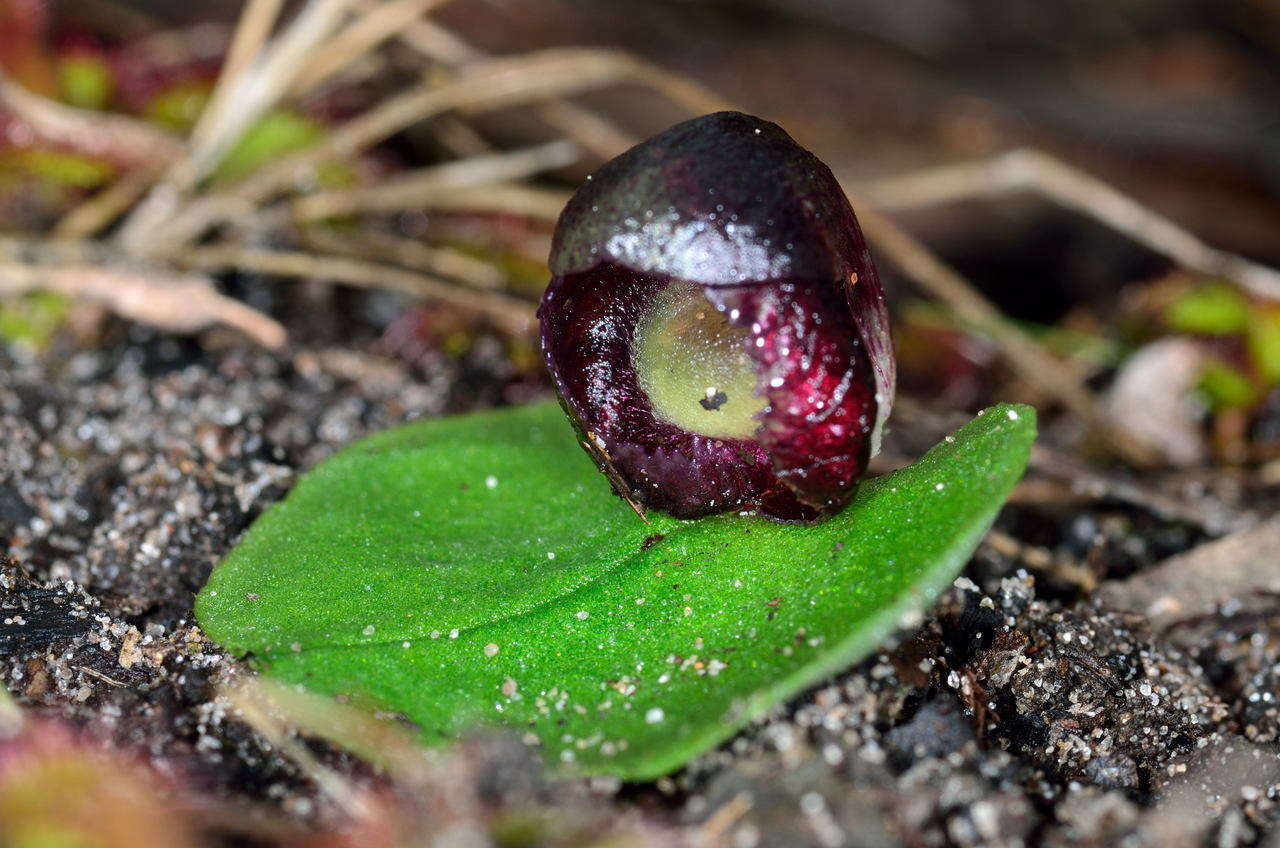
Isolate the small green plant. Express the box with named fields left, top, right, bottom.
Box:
left=1166, top=281, right=1280, bottom=411
left=0, top=292, right=71, bottom=355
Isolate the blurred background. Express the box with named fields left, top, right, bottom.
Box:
left=3, top=2, right=1280, bottom=846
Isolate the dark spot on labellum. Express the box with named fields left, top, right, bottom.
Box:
left=699, top=390, right=729, bottom=411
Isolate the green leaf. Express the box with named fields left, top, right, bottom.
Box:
left=197, top=402, right=1034, bottom=779
left=212, top=110, right=326, bottom=184
left=140, top=82, right=334, bottom=187
left=0, top=292, right=71, bottom=353
left=143, top=81, right=212, bottom=131
left=55, top=55, right=114, bottom=110
left=2, top=149, right=114, bottom=189
left=1166, top=282, right=1251, bottom=336
left=1198, top=358, right=1258, bottom=410
left=1246, top=307, right=1280, bottom=385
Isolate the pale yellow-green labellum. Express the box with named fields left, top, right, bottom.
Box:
left=633, top=282, right=766, bottom=440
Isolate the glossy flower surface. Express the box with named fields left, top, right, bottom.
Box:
left=539, top=111, right=894, bottom=522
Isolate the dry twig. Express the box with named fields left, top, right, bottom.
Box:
left=293, top=0, right=455, bottom=93
left=302, top=226, right=508, bottom=290
left=182, top=0, right=358, bottom=182
left=284, top=45, right=724, bottom=176
left=291, top=139, right=578, bottom=221
left=187, top=0, right=287, bottom=153
left=386, top=11, right=638, bottom=158
left=0, top=72, right=183, bottom=168
left=695, top=792, right=755, bottom=848
left=376, top=3, right=476, bottom=63
left=53, top=173, right=154, bottom=239
left=851, top=200, right=1159, bottom=466
left=145, top=47, right=729, bottom=251
left=178, top=245, right=537, bottom=334
left=426, top=113, right=500, bottom=157
left=118, top=0, right=357, bottom=250
left=223, top=678, right=372, bottom=819
left=861, top=148, right=1280, bottom=301
left=984, top=529, right=1097, bottom=592
left=0, top=689, right=21, bottom=737
left=407, top=183, right=571, bottom=221
left=223, top=676, right=436, bottom=784
left=0, top=238, right=285, bottom=348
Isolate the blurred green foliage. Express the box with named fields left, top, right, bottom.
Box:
left=0, top=292, right=72, bottom=354
left=1166, top=281, right=1280, bottom=411
left=1165, top=281, right=1251, bottom=336
left=55, top=54, right=114, bottom=110
left=213, top=109, right=326, bottom=184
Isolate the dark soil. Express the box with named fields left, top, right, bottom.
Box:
left=3, top=289, right=1279, bottom=847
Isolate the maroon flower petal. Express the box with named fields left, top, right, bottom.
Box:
left=539, top=111, right=894, bottom=522
left=703, top=280, right=877, bottom=517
